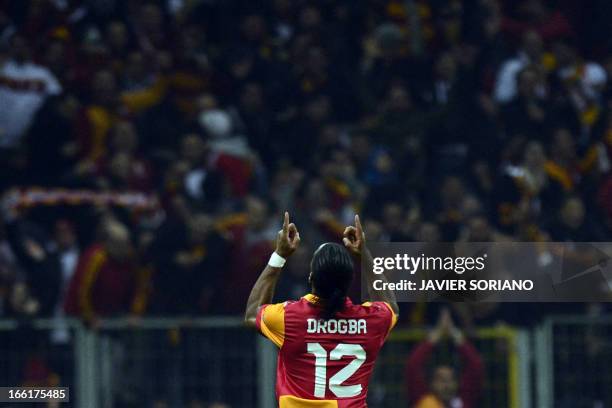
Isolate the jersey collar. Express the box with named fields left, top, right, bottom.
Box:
left=303, top=293, right=319, bottom=304
left=303, top=293, right=353, bottom=307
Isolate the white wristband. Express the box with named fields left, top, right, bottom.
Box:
left=268, top=252, right=286, bottom=268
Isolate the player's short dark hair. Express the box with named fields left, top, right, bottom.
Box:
left=310, top=243, right=354, bottom=319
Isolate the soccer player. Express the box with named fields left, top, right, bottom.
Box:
left=245, top=212, right=399, bottom=407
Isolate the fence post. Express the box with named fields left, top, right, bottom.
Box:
left=75, top=324, right=93, bottom=408
left=99, top=335, right=114, bottom=408
left=257, top=336, right=277, bottom=408
left=75, top=323, right=87, bottom=407
left=75, top=326, right=100, bottom=408
left=516, top=329, right=532, bottom=408
left=535, top=319, right=553, bottom=408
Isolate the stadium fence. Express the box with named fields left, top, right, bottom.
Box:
left=1, top=316, right=609, bottom=407
left=372, top=326, right=531, bottom=408
left=536, top=315, right=612, bottom=408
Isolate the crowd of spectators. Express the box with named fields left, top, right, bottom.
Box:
left=1, top=0, right=612, bottom=331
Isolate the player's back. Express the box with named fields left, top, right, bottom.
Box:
left=256, top=294, right=397, bottom=408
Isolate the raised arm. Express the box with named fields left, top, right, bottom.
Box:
left=244, top=211, right=300, bottom=329
left=343, top=215, right=399, bottom=316
left=453, top=321, right=484, bottom=408
left=405, top=309, right=454, bottom=404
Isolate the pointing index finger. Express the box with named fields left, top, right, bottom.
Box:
left=283, top=211, right=289, bottom=233
left=355, top=214, right=363, bottom=236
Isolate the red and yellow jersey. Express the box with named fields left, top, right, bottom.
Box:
left=256, top=294, right=397, bottom=408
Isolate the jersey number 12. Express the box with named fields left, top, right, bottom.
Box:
left=306, top=343, right=366, bottom=398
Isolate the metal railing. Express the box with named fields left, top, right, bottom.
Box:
left=0, top=317, right=257, bottom=408
left=0, top=318, right=81, bottom=406
left=2, top=315, right=610, bottom=408
left=536, top=315, right=612, bottom=408
left=370, top=326, right=530, bottom=408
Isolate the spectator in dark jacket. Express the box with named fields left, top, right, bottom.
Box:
left=147, top=212, right=227, bottom=315
left=5, top=217, right=61, bottom=317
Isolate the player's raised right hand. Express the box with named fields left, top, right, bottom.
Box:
left=275, top=211, right=300, bottom=258
left=343, top=214, right=366, bottom=257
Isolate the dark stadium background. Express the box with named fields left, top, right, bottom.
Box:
left=1, top=0, right=612, bottom=407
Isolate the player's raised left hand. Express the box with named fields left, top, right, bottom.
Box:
left=275, top=211, right=300, bottom=258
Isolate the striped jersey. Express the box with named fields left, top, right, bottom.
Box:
left=256, top=294, right=397, bottom=407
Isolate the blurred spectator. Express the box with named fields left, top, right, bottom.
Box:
left=502, top=66, right=549, bottom=140
left=494, top=140, right=548, bottom=233
left=4, top=214, right=61, bottom=317
left=220, top=196, right=276, bottom=313
left=201, top=108, right=263, bottom=198
left=494, top=30, right=545, bottom=103
left=432, top=176, right=472, bottom=241
left=367, top=83, right=426, bottom=156
left=500, top=0, right=573, bottom=42
left=75, top=69, right=120, bottom=165
left=1, top=1, right=611, bottom=404
left=545, top=128, right=580, bottom=196
left=0, top=0, right=610, bottom=323
left=415, top=222, right=441, bottom=242
left=274, top=243, right=311, bottom=301
left=548, top=196, right=605, bottom=242
left=0, top=217, right=20, bottom=316
left=64, top=219, right=145, bottom=325
left=405, top=309, right=484, bottom=408
left=0, top=33, right=61, bottom=148
left=459, top=215, right=510, bottom=242
left=552, top=40, right=607, bottom=132
left=25, top=93, right=80, bottom=186
left=50, top=219, right=79, bottom=344
left=94, top=120, right=154, bottom=192
left=148, top=213, right=227, bottom=315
